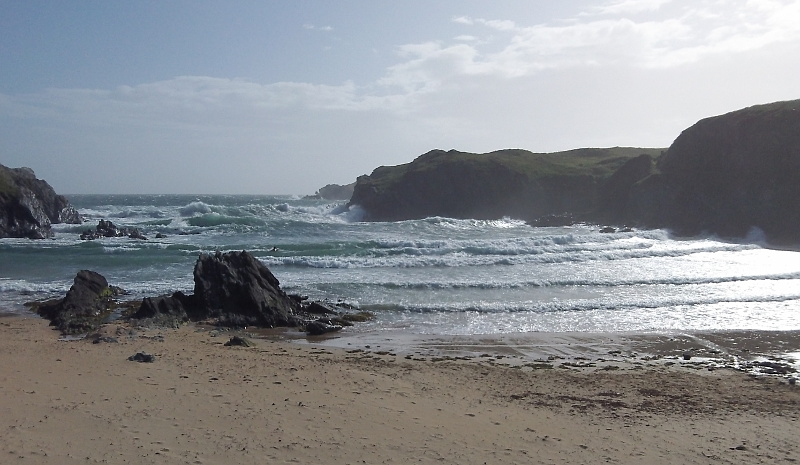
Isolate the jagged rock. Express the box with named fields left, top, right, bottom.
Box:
left=128, top=352, right=156, bottom=363
left=192, top=251, right=300, bottom=328
left=304, top=301, right=337, bottom=315
left=305, top=319, right=343, bottom=336
left=133, top=291, right=196, bottom=326
left=36, top=270, right=120, bottom=334
left=0, top=164, right=82, bottom=239
left=80, top=219, right=147, bottom=240
left=132, top=251, right=301, bottom=328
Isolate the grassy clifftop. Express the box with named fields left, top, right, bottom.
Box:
left=349, top=147, right=663, bottom=222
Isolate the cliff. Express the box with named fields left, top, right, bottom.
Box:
left=313, top=182, right=356, bottom=200
left=348, top=147, right=663, bottom=222
left=628, top=99, right=800, bottom=243
left=0, top=164, right=82, bottom=238
left=347, top=99, right=800, bottom=244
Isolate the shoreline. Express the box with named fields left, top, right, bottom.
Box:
left=257, top=326, right=800, bottom=380
left=2, top=315, right=799, bottom=464
left=10, top=308, right=800, bottom=379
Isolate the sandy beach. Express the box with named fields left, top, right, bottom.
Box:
left=2, top=316, right=799, bottom=465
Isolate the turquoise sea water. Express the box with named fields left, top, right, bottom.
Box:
left=2, top=194, right=800, bottom=335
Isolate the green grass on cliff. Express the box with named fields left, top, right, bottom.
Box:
left=365, top=147, right=664, bottom=188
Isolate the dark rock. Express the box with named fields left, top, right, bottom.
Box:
left=347, top=148, right=662, bottom=222
left=132, top=291, right=196, bottom=326
left=128, top=229, right=148, bottom=240
left=80, top=219, right=146, bottom=240
left=753, top=361, right=795, bottom=375
left=37, top=270, right=120, bottom=334
left=288, top=294, right=309, bottom=305
left=305, top=319, right=343, bottom=336
left=224, top=336, right=255, bottom=347
left=335, top=311, right=374, bottom=323
left=304, top=301, right=336, bottom=315
left=599, top=226, right=616, bottom=233
left=312, top=182, right=356, bottom=200
left=128, top=352, right=156, bottom=363
left=598, top=153, right=657, bottom=222
left=527, top=213, right=578, bottom=227
left=192, top=251, right=299, bottom=328
left=629, top=99, right=800, bottom=243
left=0, top=164, right=82, bottom=239
left=129, top=250, right=369, bottom=333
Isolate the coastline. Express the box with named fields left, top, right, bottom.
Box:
left=2, top=315, right=799, bottom=464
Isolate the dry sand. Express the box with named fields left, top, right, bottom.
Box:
left=2, top=316, right=799, bottom=464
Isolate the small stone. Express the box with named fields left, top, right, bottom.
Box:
left=224, top=336, right=254, bottom=347
left=128, top=352, right=156, bottom=363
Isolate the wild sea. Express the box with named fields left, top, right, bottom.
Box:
left=2, top=194, right=800, bottom=336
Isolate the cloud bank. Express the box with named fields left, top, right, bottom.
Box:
left=1, top=0, right=798, bottom=194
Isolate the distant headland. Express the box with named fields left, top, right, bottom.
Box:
left=3, top=99, right=800, bottom=245
left=344, top=99, right=800, bottom=245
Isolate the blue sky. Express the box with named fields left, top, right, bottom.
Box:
left=1, top=0, right=799, bottom=194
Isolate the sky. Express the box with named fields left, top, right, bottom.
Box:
left=1, top=0, right=799, bottom=195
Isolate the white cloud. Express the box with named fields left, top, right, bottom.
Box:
left=585, top=0, right=674, bottom=16
left=303, top=23, right=333, bottom=31
left=415, top=0, right=800, bottom=85
left=2, top=0, right=800, bottom=194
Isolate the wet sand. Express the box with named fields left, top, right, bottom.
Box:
left=2, top=316, right=799, bottom=464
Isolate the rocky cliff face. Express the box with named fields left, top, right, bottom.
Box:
left=347, top=99, right=800, bottom=244
left=628, top=100, right=800, bottom=243
left=314, top=182, right=356, bottom=200
left=349, top=148, right=662, bottom=222
left=0, top=164, right=81, bottom=238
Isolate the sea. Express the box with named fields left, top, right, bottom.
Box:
left=2, top=194, right=800, bottom=337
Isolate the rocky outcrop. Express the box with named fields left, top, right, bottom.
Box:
left=313, top=183, right=356, bottom=200
left=0, top=164, right=82, bottom=238
left=191, top=251, right=299, bottom=327
left=628, top=100, right=800, bottom=243
left=80, top=219, right=147, bottom=240
left=348, top=148, right=662, bottom=222
left=36, top=270, right=122, bottom=334
left=132, top=251, right=300, bottom=327
left=131, top=250, right=368, bottom=333
left=345, top=99, right=800, bottom=244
